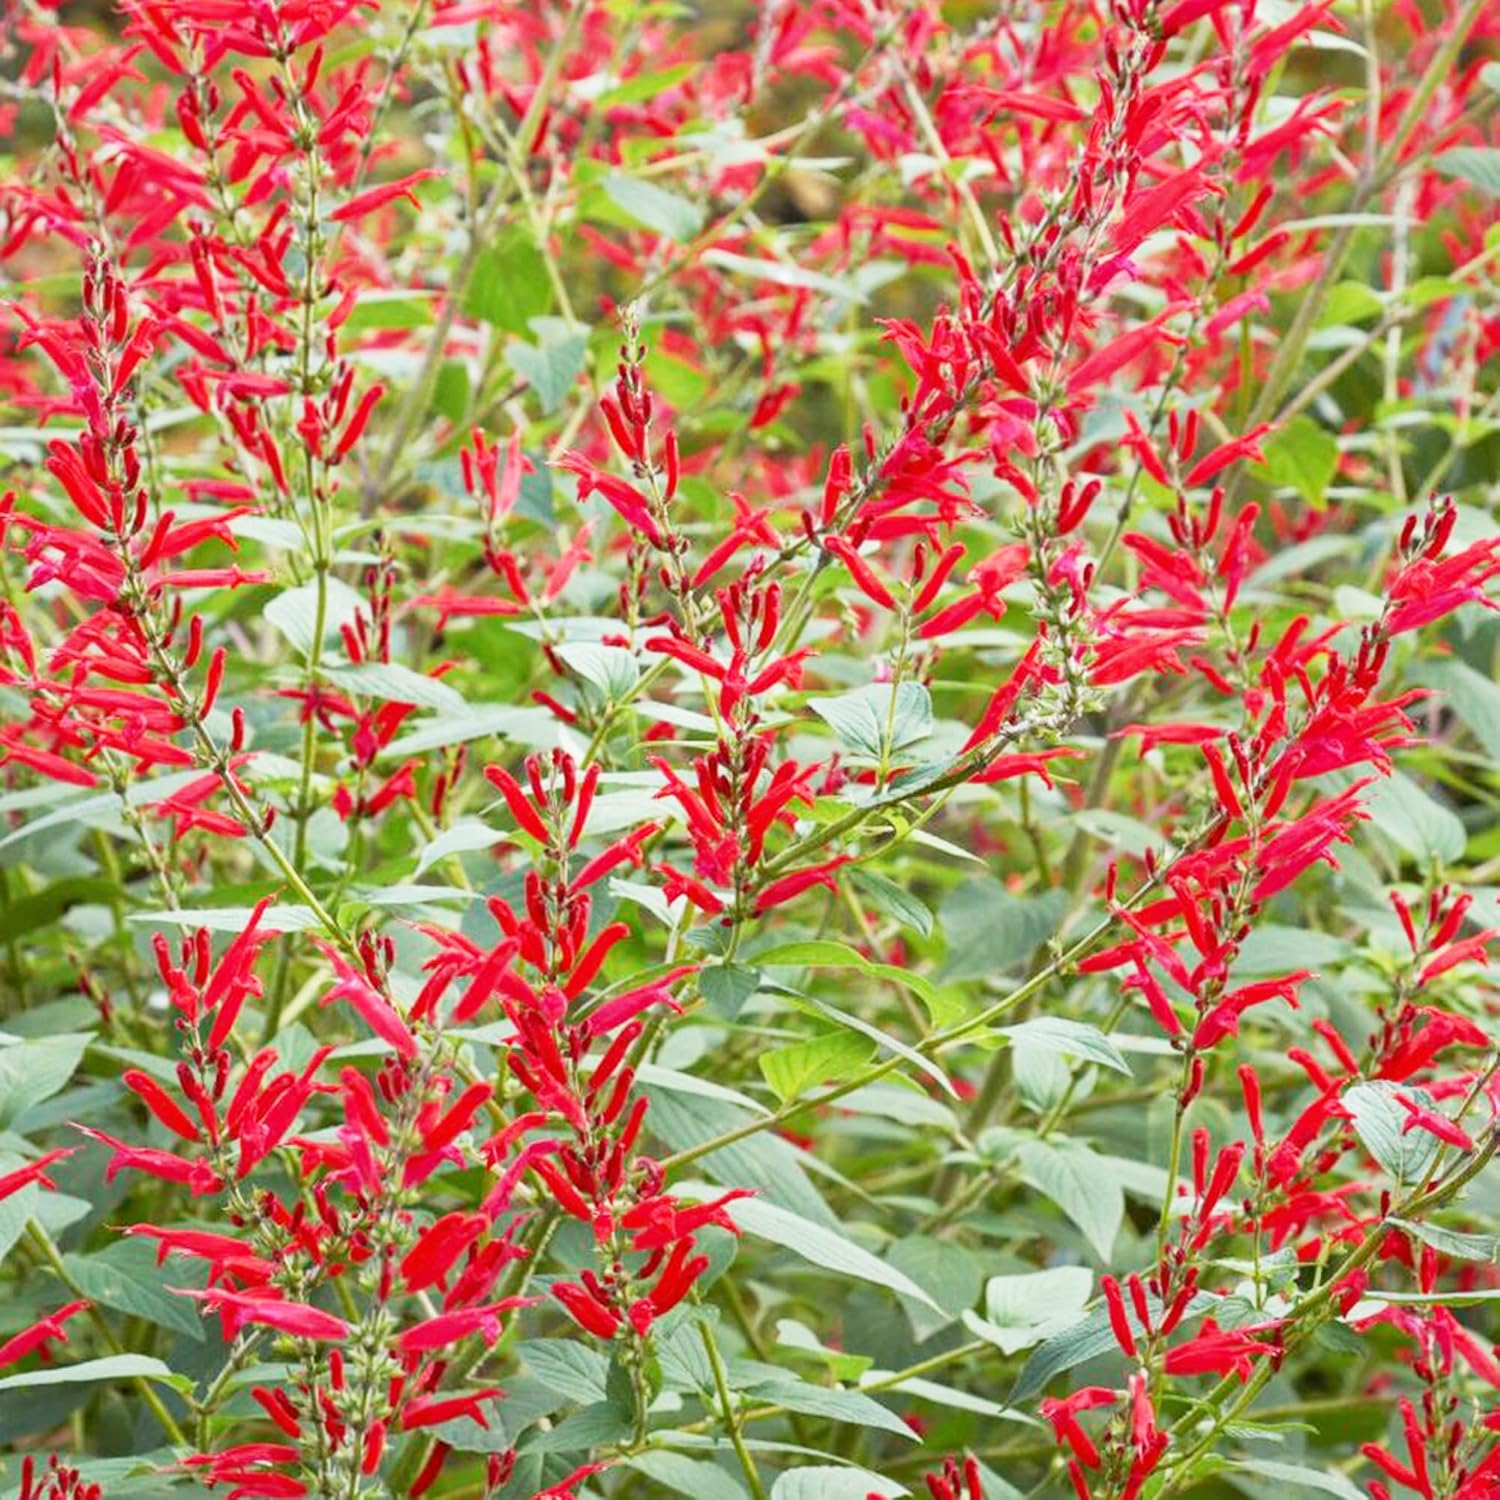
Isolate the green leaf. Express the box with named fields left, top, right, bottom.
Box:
left=0, top=878, right=119, bottom=942
left=755, top=939, right=941, bottom=1016
left=0, top=1183, right=90, bottom=1262
left=0, top=1355, right=180, bottom=1393
left=1434, top=146, right=1500, bottom=197
left=1230, top=1459, right=1366, bottom=1500
left=1009, top=1310, right=1116, bottom=1402
left=517, top=1339, right=610, bottom=1405
left=809, top=683, right=932, bottom=762
left=939, top=882, right=1068, bottom=981
left=263, top=577, right=367, bottom=658
left=1412, top=659, right=1500, bottom=760
left=379, top=705, right=563, bottom=758
left=555, top=642, right=640, bottom=699
left=754, top=1380, right=913, bottom=1439
left=645, top=1089, right=838, bottom=1227
left=769, top=1467, right=907, bottom=1499
left=128, top=905, right=320, bottom=934
left=966, top=1265, right=1093, bottom=1354
left=701, top=250, right=869, bottom=305
left=998, top=1017, right=1130, bottom=1075
left=464, top=227, right=551, bottom=335
left=699, top=963, right=761, bottom=1020
left=761, top=1033, right=874, bottom=1104
left=1253, top=415, right=1338, bottom=508
left=593, top=63, right=697, bottom=106
left=849, top=870, right=933, bottom=938
left=325, top=662, right=467, bottom=712
left=61, top=1241, right=206, bottom=1341
left=1388, top=1216, right=1498, bottom=1263
left=601, top=173, right=704, bottom=242
left=1343, top=1081, right=1442, bottom=1186
left=339, top=290, right=437, bottom=331
left=521, top=1401, right=633, bottom=1454
left=1015, top=1139, right=1124, bottom=1259
left=624, top=1451, right=748, bottom=1500
left=0, top=1033, right=92, bottom=1129
left=807, top=997, right=956, bottom=1099
left=414, top=819, right=506, bottom=876
left=1316, top=282, right=1384, bottom=328
left=506, top=329, right=590, bottom=414
left=722, top=1196, right=943, bottom=1311
left=1071, top=809, right=1174, bottom=860
left=1360, top=771, right=1466, bottom=865
left=886, top=1235, right=980, bottom=1339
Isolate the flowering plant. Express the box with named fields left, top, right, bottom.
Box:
left=0, top=0, right=1497, bottom=1497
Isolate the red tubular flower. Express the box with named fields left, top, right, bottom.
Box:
left=329, top=168, right=441, bottom=221
left=177, top=1290, right=350, bottom=1343
left=1040, top=1387, right=1117, bottom=1467
left=1163, top=1319, right=1278, bottom=1379
left=553, top=1281, right=621, bottom=1340
left=317, top=946, right=417, bottom=1061
left=399, top=1389, right=503, bottom=1431
left=753, top=856, right=851, bottom=914
left=1395, top=1097, right=1475, bottom=1152
left=0, top=1300, right=91, bottom=1370
left=396, top=1299, right=533, bottom=1354
left=0, top=1148, right=76, bottom=1204
left=122, top=1069, right=202, bottom=1141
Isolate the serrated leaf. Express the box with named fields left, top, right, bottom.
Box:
left=849, top=870, right=933, bottom=938
left=602, top=173, right=705, bottom=241
left=1343, top=1081, right=1442, bottom=1186
left=1388, top=1217, right=1498, bottom=1262
left=506, top=331, right=590, bottom=414
left=809, top=683, right=931, bottom=761
left=0, top=1034, right=91, bottom=1129
left=1435, top=146, right=1500, bottom=197
left=1230, top=1459, right=1365, bottom=1500
left=723, top=1197, right=942, bottom=1311
left=698, top=963, right=761, bottom=1020
left=761, top=1032, right=873, bottom=1104
left=325, top=662, right=467, bottom=712
left=1015, top=1139, right=1124, bottom=1259
left=769, top=1466, right=906, bottom=1499
left=939, top=881, right=1068, bottom=981
left=998, top=1017, right=1130, bottom=1075
left=807, top=998, right=956, bottom=1099
left=263, top=578, right=366, bottom=658
left=415, top=819, right=506, bottom=875
left=517, top=1339, right=610, bottom=1404
left=755, top=1379, right=913, bottom=1439
left=61, top=1241, right=206, bottom=1341
left=1254, top=415, right=1338, bottom=508
left=464, top=227, right=551, bottom=335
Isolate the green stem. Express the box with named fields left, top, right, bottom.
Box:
left=699, top=1318, right=766, bottom=1500
left=27, top=1222, right=189, bottom=1448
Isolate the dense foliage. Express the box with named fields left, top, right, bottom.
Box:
left=0, top=0, right=1498, bottom=1497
